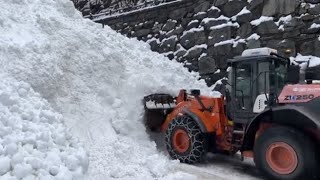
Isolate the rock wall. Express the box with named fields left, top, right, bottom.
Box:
left=80, top=0, right=320, bottom=85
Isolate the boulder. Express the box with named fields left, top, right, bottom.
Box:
left=121, top=26, right=132, bottom=35
left=180, top=30, right=206, bottom=49
left=143, top=20, right=155, bottom=29
left=181, top=18, right=192, bottom=28
left=247, top=39, right=261, bottom=49
left=262, top=0, right=298, bottom=16
left=277, top=40, right=296, bottom=57
left=186, top=20, right=200, bottom=31
left=184, top=63, right=199, bottom=72
left=175, top=49, right=187, bottom=58
left=283, top=29, right=300, bottom=38
left=208, top=26, right=233, bottom=46
left=248, top=0, right=264, bottom=19
left=166, top=53, right=175, bottom=60
left=300, top=14, right=317, bottom=21
left=235, top=12, right=253, bottom=24
left=237, top=23, right=252, bottom=38
left=299, top=40, right=315, bottom=56
left=194, top=1, right=211, bottom=13
left=162, top=20, right=177, bottom=32
left=184, top=47, right=205, bottom=59
left=148, top=39, right=160, bottom=51
left=207, top=43, right=233, bottom=57
left=198, top=56, right=217, bottom=75
left=152, top=23, right=163, bottom=34
left=308, top=4, right=320, bottom=15
left=282, top=18, right=305, bottom=32
left=256, top=21, right=279, bottom=35
left=194, top=12, right=207, bottom=21
left=233, top=42, right=246, bottom=56
left=248, top=0, right=264, bottom=11
left=169, top=7, right=187, bottom=20
left=214, top=0, right=228, bottom=7
left=266, top=40, right=282, bottom=50
left=207, top=7, right=221, bottom=18
left=159, top=36, right=177, bottom=52
left=202, top=18, right=228, bottom=31
left=165, top=25, right=184, bottom=37
left=132, top=29, right=150, bottom=37
left=221, top=0, right=248, bottom=17
left=315, top=39, right=320, bottom=57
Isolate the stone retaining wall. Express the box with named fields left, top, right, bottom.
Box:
left=78, top=0, right=320, bottom=85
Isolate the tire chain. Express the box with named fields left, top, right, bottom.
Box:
left=165, top=115, right=206, bottom=163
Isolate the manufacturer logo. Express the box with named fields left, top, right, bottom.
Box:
left=284, top=94, right=315, bottom=101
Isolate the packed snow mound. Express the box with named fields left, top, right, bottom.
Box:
left=0, top=74, right=88, bottom=180
left=0, top=0, right=214, bottom=179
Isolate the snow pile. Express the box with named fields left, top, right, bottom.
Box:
left=0, top=74, right=88, bottom=180
left=0, top=0, right=213, bottom=179
left=292, top=54, right=320, bottom=68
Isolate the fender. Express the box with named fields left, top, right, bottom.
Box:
left=243, top=98, right=320, bottom=150
left=183, top=110, right=208, bottom=132
left=161, top=108, right=217, bottom=133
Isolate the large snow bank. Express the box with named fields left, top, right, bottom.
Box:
left=0, top=74, right=88, bottom=180
left=0, top=0, right=213, bottom=179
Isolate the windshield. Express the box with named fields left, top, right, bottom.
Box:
left=274, top=59, right=288, bottom=93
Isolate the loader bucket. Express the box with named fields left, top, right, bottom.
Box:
left=143, top=94, right=176, bottom=131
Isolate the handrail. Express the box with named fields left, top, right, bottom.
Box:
left=83, top=0, right=176, bottom=19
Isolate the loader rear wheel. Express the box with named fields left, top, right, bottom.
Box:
left=254, top=126, right=319, bottom=180
left=165, top=115, right=207, bottom=164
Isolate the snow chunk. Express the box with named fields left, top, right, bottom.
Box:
left=209, top=6, right=220, bottom=11
left=202, top=15, right=230, bottom=24
left=247, top=33, right=260, bottom=40
left=309, top=23, right=320, bottom=29
left=294, top=54, right=320, bottom=67
left=188, top=20, right=199, bottom=26
left=214, top=38, right=245, bottom=48
left=251, top=16, right=274, bottom=26
left=275, top=15, right=292, bottom=26
left=12, top=163, right=33, bottom=179
left=210, top=22, right=239, bottom=30
left=0, top=156, right=11, bottom=175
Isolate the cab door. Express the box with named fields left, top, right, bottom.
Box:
left=228, top=60, right=256, bottom=124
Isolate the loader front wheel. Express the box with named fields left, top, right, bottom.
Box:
left=165, top=115, right=207, bottom=164
left=254, top=126, right=319, bottom=180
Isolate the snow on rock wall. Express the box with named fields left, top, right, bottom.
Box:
left=71, top=0, right=172, bottom=16
left=81, top=0, right=320, bottom=85
left=0, top=0, right=214, bottom=179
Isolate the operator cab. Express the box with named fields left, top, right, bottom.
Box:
left=226, top=48, right=290, bottom=124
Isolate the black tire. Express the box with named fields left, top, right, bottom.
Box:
left=165, top=115, right=207, bottom=163
left=254, top=126, right=319, bottom=180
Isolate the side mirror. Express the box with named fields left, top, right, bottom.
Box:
left=287, top=65, right=300, bottom=84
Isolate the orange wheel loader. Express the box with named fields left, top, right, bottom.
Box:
left=143, top=48, right=320, bottom=180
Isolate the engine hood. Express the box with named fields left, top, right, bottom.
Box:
left=278, top=84, right=320, bottom=104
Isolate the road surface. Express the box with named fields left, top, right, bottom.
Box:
left=149, top=132, right=263, bottom=180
